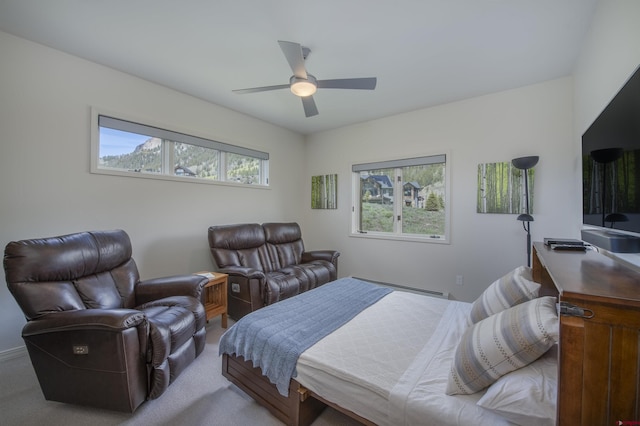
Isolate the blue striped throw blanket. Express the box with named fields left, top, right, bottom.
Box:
left=219, top=277, right=392, bottom=396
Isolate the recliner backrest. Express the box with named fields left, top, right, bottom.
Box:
left=4, top=230, right=140, bottom=320
left=263, top=222, right=304, bottom=270
left=208, top=223, right=273, bottom=271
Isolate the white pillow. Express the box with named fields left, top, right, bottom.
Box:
left=477, top=345, right=558, bottom=426
left=469, top=265, right=540, bottom=323
left=446, top=296, right=558, bottom=395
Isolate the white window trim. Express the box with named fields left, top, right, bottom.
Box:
left=350, top=151, right=451, bottom=244
left=90, top=107, right=270, bottom=189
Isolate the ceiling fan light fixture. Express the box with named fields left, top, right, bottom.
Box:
left=290, top=75, right=317, bottom=97
left=233, top=41, right=378, bottom=117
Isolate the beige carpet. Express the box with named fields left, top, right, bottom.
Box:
left=0, top=318, right=361, bottom=426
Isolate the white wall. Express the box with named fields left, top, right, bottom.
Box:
left=574, top=0, right=640, bottom=136
left=570, top=1, right=640, bottom=268
left=3, top=0, right=640, bottom=353
left=301, top=0, right=640, bottom=302
left=0, top=32, right=306, bottom=352
left=571, top=0, right=640, bottom=270
left=573, top=0, right=640, bottom=188
left=303, top=78, right=575, bottom=302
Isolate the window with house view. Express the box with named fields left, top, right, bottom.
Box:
left=352, top=154, right=449, bottom=242
left=93, top=113, right=269, bottom=186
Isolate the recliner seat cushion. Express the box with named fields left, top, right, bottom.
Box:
left=264, top=271, right=303, bottom=304
left=291, top=261, right=333, bottom=290
left=263, top=259, right=336, bottom=304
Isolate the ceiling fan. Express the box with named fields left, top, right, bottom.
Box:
left=233, top=40, right=377, bottom=118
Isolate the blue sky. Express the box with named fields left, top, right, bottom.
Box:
left=99, top=128, right=149, bottom=157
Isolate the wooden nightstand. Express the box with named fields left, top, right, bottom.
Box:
left=195, top=272, right=228, bottom=328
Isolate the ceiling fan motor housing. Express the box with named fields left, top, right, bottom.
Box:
left=289, top=74, right=317, bottom=97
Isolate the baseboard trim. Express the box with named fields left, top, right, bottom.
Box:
left=0, top=345, right=27, bottom=362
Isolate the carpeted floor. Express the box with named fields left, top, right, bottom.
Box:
left=0, top=318, right=360, bottom=426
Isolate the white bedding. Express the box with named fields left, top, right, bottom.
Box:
left=295, top=291, right=517, bottom=425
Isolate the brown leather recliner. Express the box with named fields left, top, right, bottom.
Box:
left=3, top=230, right=209, bottom=412
left=208, top=222, right=340, bottom=319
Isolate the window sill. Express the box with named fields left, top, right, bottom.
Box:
left=349, top=231, right=449, bottom=244
left=90, top=167, right=270, bottom=189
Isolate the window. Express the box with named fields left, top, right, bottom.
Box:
left=91, top=111, right=269, bottom=186
left=352, top=154, right=449, bottom=242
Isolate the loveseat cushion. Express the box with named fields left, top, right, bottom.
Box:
left=264, top=271, right=303, bottom=304
left=264, top=260, right=336, bottom=304
left=208, top=223, right=271, bottom=271
left=263, top=222, right=302, bottom=243
left=292, top=262, right=333, bottom=290
left=263, top=222, right=304, bottom=270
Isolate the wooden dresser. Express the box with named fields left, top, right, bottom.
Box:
left=532, top=242, right=640, bottom=425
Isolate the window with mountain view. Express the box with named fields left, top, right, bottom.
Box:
left=92, top=112, right=269, bottom=186
left=352, top=154, right=449, bottom=242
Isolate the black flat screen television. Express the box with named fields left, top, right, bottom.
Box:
left=582, top=65, right=640, bottom=236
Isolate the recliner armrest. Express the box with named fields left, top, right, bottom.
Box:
left=302, top=250, right=340, bottom=265
left=217, top=266, right=266, bottom=280
left=22, top=309, right=146, bottom=336
left=136, top=274, right=208, bottom=305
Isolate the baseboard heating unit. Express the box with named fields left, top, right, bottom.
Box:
left=353, top=276, right=450, bottom=299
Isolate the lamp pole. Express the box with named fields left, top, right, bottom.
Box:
left=512, top=156, right=539, bottom=267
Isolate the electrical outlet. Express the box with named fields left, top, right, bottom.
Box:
left=456, top=275, right=464, bottom=286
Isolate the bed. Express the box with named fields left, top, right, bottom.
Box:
left=220, top=272, right=559, bottom=426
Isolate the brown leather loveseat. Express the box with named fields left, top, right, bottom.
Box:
left=208, top=222, right=340, bottom=319
left=3, top=230, right=209, bottom=412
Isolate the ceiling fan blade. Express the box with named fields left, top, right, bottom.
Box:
left=278, top=40, right=308, bottom=79
left=301, top=96, right=319, bottom=117
left=232, top=84, right=290, bottom=94
left=316, top=77, right=377, bottom=90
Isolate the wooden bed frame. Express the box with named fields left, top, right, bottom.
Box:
left=222, top=266, right=561, bottom=426
left=222, top=353, right=375, bottom=426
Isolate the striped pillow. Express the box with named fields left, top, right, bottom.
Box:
left=469, top=266, right=540, bottom=323
left=446, top=296, right=559, bottom=395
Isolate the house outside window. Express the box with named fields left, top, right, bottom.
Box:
left=91, top=109, right=269, bottom=187
left=352, top=154, right=449, bottom=243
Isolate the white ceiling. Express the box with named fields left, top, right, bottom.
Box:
left=0, top=0, right=598, bottom=135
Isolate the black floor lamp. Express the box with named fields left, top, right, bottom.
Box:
left=512, top=156, right=539, bottom=267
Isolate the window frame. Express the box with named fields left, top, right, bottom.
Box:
left=350, top=152, right=451, bottom=244
left=90, top=107, right=270, bottom=188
